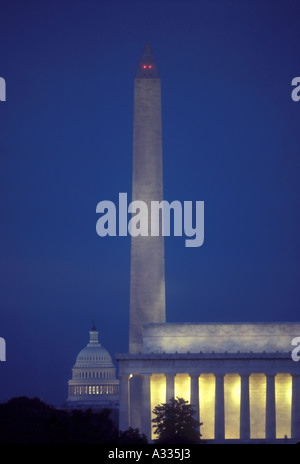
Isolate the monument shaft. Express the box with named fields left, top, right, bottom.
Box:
left=129, top=43, right=166, bottom=353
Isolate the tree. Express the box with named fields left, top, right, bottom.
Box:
left=0, top=397, right=118, bottom=444
left=118, top=427, right=148, bottom=444
left=152, top=397, right=202, bottom=444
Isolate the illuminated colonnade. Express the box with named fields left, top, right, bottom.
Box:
left=148, top=372, right=292, bottom=440
left=117, top=324, right=300, bottom=443
left=119, top=369, right=299, bottom=442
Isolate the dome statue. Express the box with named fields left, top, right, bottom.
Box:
left=66, top=325, right=119, bottom=411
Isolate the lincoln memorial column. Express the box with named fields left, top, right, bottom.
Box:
left=266, top=374, right=276, bottom=440
left=141, top=374, right=152, bottom=441
left=190, top=375, right=200, bottom=422
left=291, top=374, right=300, bottom=440
left=119, top=374, right=129, bottom=432
left=215, top=374, right=225, bottom=440
left=240, top=374, right=250, bottom=441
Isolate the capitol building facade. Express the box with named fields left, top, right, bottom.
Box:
left=66, top=325, right=119, bottom=411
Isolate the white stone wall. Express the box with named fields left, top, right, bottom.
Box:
left=142, top=323, right=300, bottom=354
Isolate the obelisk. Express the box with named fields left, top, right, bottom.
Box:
left=129, top=41, right=166, bottom=354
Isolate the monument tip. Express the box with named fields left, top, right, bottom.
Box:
left=136, top=41, right=159, bottom=79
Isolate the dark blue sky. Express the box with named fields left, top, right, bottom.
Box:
left=0, top=0, right=299, bottom=405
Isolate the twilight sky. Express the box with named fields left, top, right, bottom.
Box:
left=0, top=0, right=299, bottom=406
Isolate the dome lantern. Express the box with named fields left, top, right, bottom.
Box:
left=88, top=324, right=100, bottom=346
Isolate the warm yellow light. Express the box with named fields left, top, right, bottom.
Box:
left=250, top=373, right=266, bottom=439
left=174, top=374, right=191, bottom=403
left=199, top=374, right=215, bottom=439
left=151, top=374, right=166, bottom=440
left=224, top=374, right=240, bottom=439
left=275, top=373, right=292, bottom=439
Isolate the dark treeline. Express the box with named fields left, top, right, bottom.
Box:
left=0, top=396, right=147, bottom=444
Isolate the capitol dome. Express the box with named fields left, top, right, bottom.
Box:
left=75, top=340, right=113, bottom=366
left=66, top=325, right=119, bottom=409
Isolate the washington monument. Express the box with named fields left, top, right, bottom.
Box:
left=129, top=41, right=166, bottom=354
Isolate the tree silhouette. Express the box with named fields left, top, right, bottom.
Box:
left=118, top=427, right=148, bottom=444
left=152, top=397, right=202, bottom=444
left=0, top=397, right=118, bottom=444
